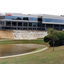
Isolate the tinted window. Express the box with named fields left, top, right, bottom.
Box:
left=28, top=17, right=37, bottom=21
left=18, top=22, right=22, bottom=26
left=33, top=23, right=37, bottom=27
left=23, top=22, right=27, bottom=26
left=29, top=23, right=32, bottom=26
left=43, top=18, right=64, bottom=23
left=37, top=23, right=42, bottom=27
left=5, top=16, right=23, bottom=20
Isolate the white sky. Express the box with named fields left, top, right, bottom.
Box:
left=0, top=0, right=64, bottom=16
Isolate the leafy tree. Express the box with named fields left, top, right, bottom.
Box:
left=58, top=32, right=64, bottom=45
left=47, top=28, right=55, bottom=34
left=47, top=31, right=59, bottom=51
left=44, top=36, right=50, bottom=42
left=44, top=28, right=64, bottom=50
left=44, top=28, right=59, bottom=51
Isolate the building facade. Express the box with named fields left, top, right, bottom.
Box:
left=0, top=13, right=64, bottom=31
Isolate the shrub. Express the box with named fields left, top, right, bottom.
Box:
left=44, top=36, right=50, bottom=43
left=44, top=28, right=64, bottom=47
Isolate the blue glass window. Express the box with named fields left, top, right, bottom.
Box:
left=43, top=18, right=64, bottom=23
left=5, top=16, right=23, bottom=20
left=5, top=16, right=38, bottom=21
left=33, top=23, right=37, bottom=27
left=28, top=17, right=37, bottom=21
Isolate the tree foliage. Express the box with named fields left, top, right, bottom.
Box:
left=44, top=28, right=64, bottom=47
left=44, top=28, right=64, bottom=51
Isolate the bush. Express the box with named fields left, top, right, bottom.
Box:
left=49, top=41, right=60, bottom=47
left=44, top=28, right=64, bottom=47
left=44, top=36, right=50, bottom=43
left=57, top=32, right=64, bottom=45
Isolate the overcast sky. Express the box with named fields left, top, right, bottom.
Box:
left=0, top=0, right=64, bottom=16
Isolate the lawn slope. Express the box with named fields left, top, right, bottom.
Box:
left=0, top=46, right=64, bottom=64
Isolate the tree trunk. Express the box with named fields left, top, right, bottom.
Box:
left=53, top=41, right=54, bottom=51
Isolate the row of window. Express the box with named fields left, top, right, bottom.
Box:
left=5, top=16, right=38, bottom=21
left=6, top=22, right=42, bottom=27
left=5, top=16, right=64, bottom=23
left=1, top=21, right=64, bottom=30
left=43, top=18, right=64, bottom=23
left=4, top=21, right=64, bottom=28
left=2, top=27, right=44, bottom=30
left=2, top=26, right=64, bottom=31
left=6, top=21, right=64, bottom=28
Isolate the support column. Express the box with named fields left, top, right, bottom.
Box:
left=45, top=24, right=46, bottom=31
left=16, top=22, right=18, bottom=30
left=53, top=24, right=54, bottom=29
left=59, top=25, right=60, bottom=31
left=32, top=23, right=33, bottom=30
left=11, top=22, right=12, bottom=30
left=4, top=21, right=6, bottom=26
left=36, top=23, right=37, bottom=30
left=27, top=22, right=29, bottom=30
left=22, top=22, right=23, bottom=30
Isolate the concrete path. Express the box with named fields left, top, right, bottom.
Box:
left=0, top=46, right=48, bottom=59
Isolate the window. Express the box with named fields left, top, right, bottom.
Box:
left=54, top=25, right=59, bottom=30
left=16, top=17, right=22, bottom=20
left=0, top=21, right=2, bottom=26
left=5, top=16, right=23, bottom=20
left=28, top=17, right=37, bottom=21
left=5, top=27, right=11, bottom=30
left=0, top=16, right=5, bottom=19
left=33, top=28, right=36, bottom=30
left=42, top=24, right=45, bottom=27
left=18, top=22, right=22, bottom=26
left=28, top=28, right=32, bottom=30
left=54, top=25, right=59, bottom=28
left=12, top=27, right=16, bottom=30
left=37, top=23, right=42, bottom=27
left=12, top=22, right=17, bottom=26
left=37, top=28, right=41, bottom=30
left=43, top=18, right=64, bottom=23
left=18, top=27, right=22, bottom=30
left=38, top=18, right=42, bottom=22
left=29, top=23, right=32, bottom=26
left=2, top=22, right=4, bottom=26
left=6, top=21, right=11, bottom=26
left=23, top=22, right=27, bottom=26
left=42, top=28, right=45, bottom=31
left=23, top=17, right=29, bottom=20
left=60, top=25, right=64, bottom=28
left=23, top=28, right=27, bottom=30
left=33, top=23, right=37, bottom=27
left=46, top=24, right=53, bottom=28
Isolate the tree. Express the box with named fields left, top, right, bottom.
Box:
left=47, top=31, right=59, bottom=51
left=44, top=28, right=59, bottom=51
left=47, top=28, right=56, bottom=34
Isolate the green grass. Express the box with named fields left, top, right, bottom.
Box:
left=30, top=47, right=44, bottom=52
left=0, top=39, right=64, bottom=64
left=0, top=39, right=49, bottom=46
left=0, top=45, right=64, bottom=64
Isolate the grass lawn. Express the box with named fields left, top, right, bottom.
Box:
left=0, top=39, right=48, bottom=46
left=0, top=39, right=64, bottom=64
left=0, top=45, right=64, bottom=64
